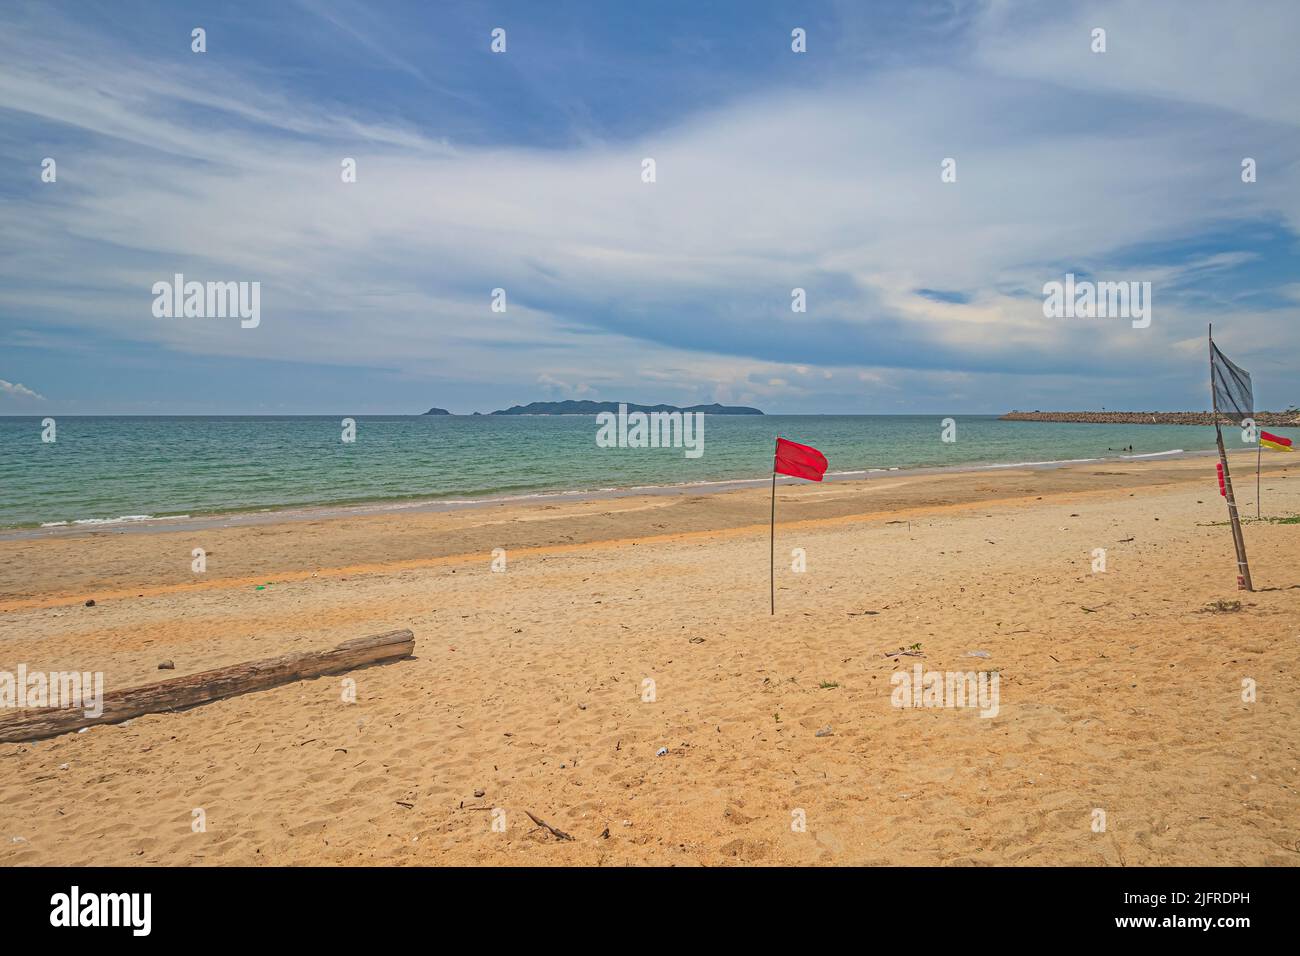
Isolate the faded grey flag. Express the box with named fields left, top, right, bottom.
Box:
left=1211, top=340, right=1253, bottom=425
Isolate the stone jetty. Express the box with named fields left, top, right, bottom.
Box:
left=1000, top=411, right=1300, bottom=426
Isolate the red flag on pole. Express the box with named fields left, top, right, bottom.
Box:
left=774, top=437, right=828, bottom=482
left=770, top=437, right=828, bottom=614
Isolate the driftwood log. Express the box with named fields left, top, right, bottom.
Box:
left=0, top=629, right=414, bottom=743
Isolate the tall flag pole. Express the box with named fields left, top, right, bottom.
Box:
left=770, top=439, right=777, bottom=615
left=1208, top=324, right=1254, bottom=591
left=770, top=437, right=829, bottom=614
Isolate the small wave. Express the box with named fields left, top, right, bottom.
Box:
left=41, top=514, right=190, bottom=528
left=1120, top=449, right=1183, bottom=459
left=627, top=477, right=771, bottom=491
left=977, top=457, right=1102, bottom=469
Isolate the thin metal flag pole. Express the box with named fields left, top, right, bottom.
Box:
left=1210, top=324, right=1254, bottom=591
left=770, top=438, right=777, bottom=616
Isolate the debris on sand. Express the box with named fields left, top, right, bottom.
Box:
left=525, top=810, right=574, bottom=841
left=1200, top=599, right=1244, bottom=614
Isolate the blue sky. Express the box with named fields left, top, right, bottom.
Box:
left=1, top=0, right=1298, bottom=414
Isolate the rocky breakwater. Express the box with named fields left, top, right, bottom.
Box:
left=1001, top=411, right=1300, bottom=426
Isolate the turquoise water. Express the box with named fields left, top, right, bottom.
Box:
left=0, top=414, right=1247, bottom=529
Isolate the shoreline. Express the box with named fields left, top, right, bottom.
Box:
left=1, top=446, right=1217, bottom=541
left=1, top=449, right=1288, bottom=613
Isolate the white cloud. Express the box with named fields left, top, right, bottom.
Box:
left=0, top=379, right=45, bottom=401
left=973, top=0, right=1300, bottom=129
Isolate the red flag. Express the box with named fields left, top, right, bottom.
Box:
left=1216, top=461, right=1226, bottom=496
left=774, top=437, right=828, bottom=481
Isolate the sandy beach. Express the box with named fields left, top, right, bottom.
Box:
left=1, top=454, right=1298, bottom=866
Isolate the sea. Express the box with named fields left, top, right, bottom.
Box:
left=0, top=414, right=1258, bottom=530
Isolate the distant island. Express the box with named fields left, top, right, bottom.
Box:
left=1001, top=410, right=1300, bottom=425
left=423, top=401, right=763, bottom=416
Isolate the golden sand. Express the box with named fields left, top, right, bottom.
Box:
left=1, top=455, right=1297, bottom=865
